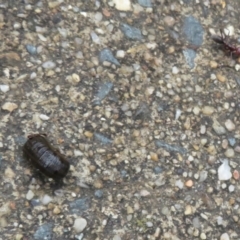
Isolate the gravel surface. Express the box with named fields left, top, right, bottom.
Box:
left=0, top=0, right=240, bottom=239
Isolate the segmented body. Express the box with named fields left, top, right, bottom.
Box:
left=212, top=29, right=240, bottom=56
left=23, top=134, right=70, bottom=179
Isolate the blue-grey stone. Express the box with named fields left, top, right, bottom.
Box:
left=154, top=166, right=163, bottom=174
left=94, top=190, right=103, bottom=198
left=30, top=199, right=41, bottom=207
left=94, top=133, right=112, bottom=145
left=175, top=167, right=184, bottom=175
left=0, top=155, right=2, bottom=168
left=69, top=197, right=91, bottom=214
left=99, top=48, right=120, bottom=66
left=138, top=0, right=152, bottom=7
left=93, top=82, right=113, bottom=105
left=34, top=223, right=53, bottom=240
left=75, top=233, right=84, bottom=240
left=168, top=30, right=179, bottom=40
left=15, top=136, right=26, bottom=146
left=155, top=140, right=187, bottom=154
left=157, top=102, right=169, bottom=112
left=120, top=170, right=128, bottom=178
left=120, top=23, right=143, bottom=40
left=235, top=76, right=240, bottom=86
left=183, top=48, right=196, bottom=68
left=228, top=137, right=236, bottom=147
left=134, top=102, right=150, bottom=120
left=26, top=44, right=37, bottom=55
left=182, top=16, right=203, bottom=46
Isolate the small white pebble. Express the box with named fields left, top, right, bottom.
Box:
left=146, top=221, right=153, bottom=227
left=225, top=148, right=235, bottom=158
left=94, top=12, right=103, bottom=22
left=193, top=106, right=201, bottom=115
left=116, top=50, right=125, bottom=58
left=74, top=150, right=83, bottom=157
left=39, top=114, right=50, bottom=120
left=235, top=64, right=240, bottom=71
left=0, top=85, right=10, bottom=93
left=220, top=233, right=230, bottom=240
left=113, top=235, right=121, bottom=240
left=175, top=109, right=181, bottom=120
left=41, top=195, right=52, bottom=205
left=218, top=159, right=232, bottom=181
left=195, top=85, right=202, bottom=93
left=73, top=217, right=87, bottom=233
left=224, top=26, right=234, bottom=36
left=55, top=85, right=61, bottom=92
left=228, top=185, right=235, bottom=192
left=140, top=189, right=150, bottom=197
left=217, top=216, right=223, bottom=225
left=200, top=125, right=206, bottom=134
left=199, top=171, right=208, bottom=182
left=223, top=102, right=229, bottom=110
left=201, top=138, right=207, bottom=146
left=175, top=179, right=184, bottom=189
left=146, top=86, right=155, bottom=95
left=42, top=61, right=56, bottom=69
left=194, top=173, right=199, bottom=180
left=90, top=31, right=100, bottom=44
left=221, top=183, right=227, bottom=189
left=200, top=233, right=206, bottom=239
left=210, top=73, right=216, bottom=80
left=30, top=72, right=37, bottom=79
left=172, top=66, right=179, bottom=74
left=188, top=155, right=194, bottom=162
left=113, top=0, right=132, bottom=11
left=13, top=22, right=21, bottom=29
left=202, top=106, right=214, bottom=115
left=26, top=190, right=34, bottom=200
left=225, top=119, right=235, bottom=131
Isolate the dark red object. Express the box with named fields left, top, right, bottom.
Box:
left=212, top=29, right=240, bottom=56
left=23, top=134, right=70, bottom=179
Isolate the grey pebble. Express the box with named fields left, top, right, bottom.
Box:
left=42, top=61, right=56, bottom=69
left=192, top=217, right=200, bottom=228
left=94, top=133, right=112, bottom=145
left=113, top=235, right=121, bottom=240
left=134, top=102, right=150, bottom=120
left=69, top=197, right=91, bottom=214
left=99, top=48, right=120, bottom=66
left=212, top=120, right=226, bottom=135
left=155, top=140, right=187, bottom=154
left=120, top=23, right=143, bottom=40
left=30, top=199, right=41, bottom=207
left=120, top=170, right=128, bottom=178
left=234, top=76, right=240, bottom=86
left=183, top=48, right=196, bottom=68
left=182, top=16, right=203, bottom=47
left=146, top=221, right=153, bottom=227
left=34, top=223, right=53, bottom=240
left=154, top=166, right=163, bottom=174
left=94, top=190, right=104, bottom=198
left=93, top=82, right=113, bottom=105
left=26, top=44, right=37, bottom=55
left=228, top=137, right=236, bottom=147
left=75, top=233, right=84, bottom=240
left=0, top=155, right=3, bottom=169
left=138, top=0, right=152, bottom=7
left=157, top=102, right=169, bottom=112
left=14, top=136, right=26, bottom=146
